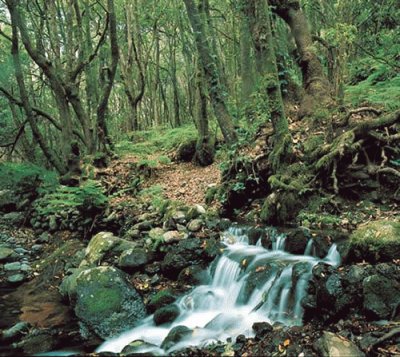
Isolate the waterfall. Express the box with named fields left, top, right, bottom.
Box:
left=97, top=226, right=341, bottom=355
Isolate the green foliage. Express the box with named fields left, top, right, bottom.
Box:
left=0, top=162, right=58, bottom=193
left=34, top=180, right=108, bottom=216
left=139, top=185, right=170, bottom=214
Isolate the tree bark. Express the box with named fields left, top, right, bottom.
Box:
left=183, top=0, right=237, bottom=144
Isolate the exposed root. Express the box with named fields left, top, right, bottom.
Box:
left=367, top=327, right=400, bottom=353
left=336, top=106, right=382, bottom=127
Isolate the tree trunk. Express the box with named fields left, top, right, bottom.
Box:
left=270, top=0, right=332, bottom=117
left=183, top=0, right=237, bottom=144
left=247, top=0, right=291, bottom=171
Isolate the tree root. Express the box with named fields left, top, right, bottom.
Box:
left=367, top=327, right=400, bottom=353
left=336, top=106, right=382, bottom=127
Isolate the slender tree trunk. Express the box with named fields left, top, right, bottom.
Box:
left=7, top=0, right=66, bottom=174
left=247, top=0, right=291, bottom=170
left=183, top=0, right=237, bottom=144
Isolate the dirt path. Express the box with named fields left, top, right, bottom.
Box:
left=146, top=161, right=221, bottom=206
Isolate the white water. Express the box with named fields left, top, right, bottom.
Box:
left=97, top=226, right=341, bottom=355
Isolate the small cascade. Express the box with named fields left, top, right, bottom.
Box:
left=304, top=239, right=314, bottom=256
left=97, top=226, right=341, bottom=355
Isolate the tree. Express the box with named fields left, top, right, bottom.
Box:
left=183, top=0, right=237, bottom=145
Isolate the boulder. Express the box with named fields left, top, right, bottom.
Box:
left=284, top=228, right=309, bottom=254
left=0, top=246, right=15, bottom=262
left=362, top=274, right=400, bottom=319
left=147, top=289, right=177, bottom=313
left=121, top=339, right=160, bottom=355
left=74, top=266, right=146, bottom=338
left=187, top=219, right=203, bottom=232
left=163, top=230, right=186, bottom=244
left=178, top=264, right=210, bottom=285
left=348, top=221, right=400, bottom=262
left=118, top=248, right=150, bottom=272
left=313, top=331, right=364, bottom=357
left=161, top=238, right=221, bottom=278
left=153, top=304, right=180, bottom=325
left=161, top=325, right=192, bottom=350
left=79, top=232, right=136, bottom=268
left=252, top=322, right=273, bottom=340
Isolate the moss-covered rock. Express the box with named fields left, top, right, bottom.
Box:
left=74, top=266, right=146, bottom=339
left=161, top=325, right=192, bottom=351
left=79, top=232, right=136, bottom=268
left=118, top=248, right=150, bottom=272
left=348, top=221, right=400, bottom=262
left=153, top=304, right=180, bottom=325
left=147, top=289, right=177, bottom=313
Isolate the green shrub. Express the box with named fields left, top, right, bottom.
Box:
left=35, top=180, right=108, bottom=216
left=0, top=162, right=58, bottom=193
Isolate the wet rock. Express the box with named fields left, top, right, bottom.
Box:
left=161, top=238, right=221, bottom=278
left=49, top=215, right=57, bottom=231
left=148, top=289, right=177, bottom=313
left=153, top=304, right=180, bottom=325
left=313, top=331, right=364, bottom=357
left=32, top=244, right=43, bottom=253
left=178, top=264, right=210, bottom=285
left=362, top=274, right=400, bottom=319
left=284, top=228, right=310, bottom=254
left=161, top=325, right=192, bottom=350
left=187, top=219, right=203, bottom=232
left=135, top=220, right=153, bottom=231
left=74, top=266, right=146, bottom=338
left=0, top=246, right=14, bottom=262
left=348, top=221, right=400, bottom=263
left=118, top=248, right=150, bottom=272
left=15, top=330, right=57, bottom=355
left=36, top=232, right=50, bottom=243
left=252, top=322, right=273, bottom=340
left=0, top=321, right=30, bottom=342
left=121, top=339, right=160, bottom=355
left=247, top=227, right=266, bottom=246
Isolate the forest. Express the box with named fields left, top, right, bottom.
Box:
left=0, top=0, right=399, bottom=355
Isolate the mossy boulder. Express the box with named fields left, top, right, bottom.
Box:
left=74, top=266, right=146, bottom=339
left=79, top=232, right=136, bottom=268
left=348, top=221, right=400, bottom=263
left=147, top=289, right=177, bottom=313
left=118, top=248, right=150, bottom=272
left=161, top=325, right=192, bottom=351
left=153, top=304, right=180, bottom=325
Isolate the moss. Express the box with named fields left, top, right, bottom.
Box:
left=85, top=288, right=122, bottom=316
left=349, top=221, right=400, bottom=262
left=303, top=134, right=325, bottom=156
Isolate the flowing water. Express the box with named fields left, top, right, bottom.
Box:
left=97, top=226, right=341, bottom=355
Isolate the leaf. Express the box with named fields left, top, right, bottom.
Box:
left=283, top=339, right=290, bottom=347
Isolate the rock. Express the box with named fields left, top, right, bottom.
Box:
left=14, top=247, right=28, bottom=255
left=32, top=244, right=43, bottom=252
left=148, top=289, right=177, bottom=313
left=362, top=274, right=400, bottom=319
left=149, top=228, right=165, bottom=240
left=125, top=228, right=141, bottom=240
left=153, top=304, right=180, bottom=325
left=1, top=212, right=25, bottom=226
left=161, top=238, right=221, bottom=278
left=172, top=211, right=186, bottom=224
left=284, top=228, right=309, bottom=254
left=161, top=325, right=192, bottom=350
left=121, top=339, right=160, bottom=355
left=0, top=190, right=17, bottom=212
left=247, top=227, right=266, bottom=245
left=135, top=220, right=153, bottom=231
left=348, top=221, right=400, bottom=262
left=79, top=232, right=136, bottom=268
left=74, top=266, right=146, bottom=338
left=0, top=246, right=14, bottom=262
left=313, top=331, right=364, bottom=357
left=0, top=321, right=30, bottom=342
left=36, top=232, right=50, bottom=243
left=7, top=273, right=26, bottom=284
left=252, top=322, right=273, bottom=340
left=20, top=263, right=31, bottom=272
left=118, top=248, right=150, bottom=272
left=59, top=267, right=86, bottom=301
left=163, top=230, right=185, bottom=244
left=16, top=330, right=57, bottom=355
left=49, top=215, right=58, bottom=231
left=187, top=219, right=203, bottom=232
left=4, top=261, right=21, bottom=271
left=178, top=264, right=210, bottom=285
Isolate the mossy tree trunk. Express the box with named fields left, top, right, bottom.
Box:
left=246, top=0, right=291, bottom=171
left=183, top=0, right=237, bottom=145
left=270, top=0, right=332, bottom=117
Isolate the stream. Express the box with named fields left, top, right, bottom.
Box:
left=97, top=226, right=341, bottom=355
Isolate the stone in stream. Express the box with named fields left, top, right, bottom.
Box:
left=153, top=304, right=180, bottom=325
left=252, top=322, right=273, bottom=340
left=161, top=325, right=192, bottom=351
left=4, top=261, right=21, bottom=271
left=7, top=273, right=26, bottom=284
left=121, top=339, right=160, bottom=355
left=313, top=331, right=364, bottom=357
left=74, top=266, right=146, bottom=339
left=147, top=289, right=177, bottom=313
